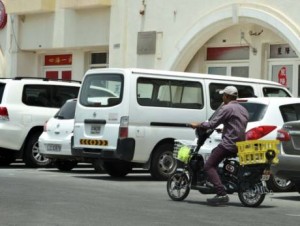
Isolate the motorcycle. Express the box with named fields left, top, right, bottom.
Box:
left=166, top=126, right=279, bottom=207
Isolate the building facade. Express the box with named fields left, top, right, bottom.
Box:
left=1, top=0, right=300, bottom=96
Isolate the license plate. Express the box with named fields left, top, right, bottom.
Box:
left=47, top=144, right=61, bottom=152
left=91, top=125, right=101, bottom=134
left=261, top=169, right=271, bottom=181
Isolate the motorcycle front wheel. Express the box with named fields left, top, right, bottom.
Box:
left=238, top=185, right=266, bottom=207
left=166, top=172, right=190, bottom=201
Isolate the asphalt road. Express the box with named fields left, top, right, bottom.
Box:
left=0, top=164, right=299, bottom=226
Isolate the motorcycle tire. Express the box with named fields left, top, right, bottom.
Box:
left=238, top=187, right=266, bottom=207
left=166, top=172, right=190, bottom=201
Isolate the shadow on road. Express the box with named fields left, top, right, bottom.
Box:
left=271, top=195, right=300, bottom=201
left=184, top=199, right=276, bottom=208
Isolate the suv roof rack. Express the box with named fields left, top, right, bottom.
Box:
left=13, top=77, right=81, bottom=84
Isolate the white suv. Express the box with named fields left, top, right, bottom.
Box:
left=0, top=77, right=80, bottom=167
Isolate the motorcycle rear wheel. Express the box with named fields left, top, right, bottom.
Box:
left=238, top=186, right=266, bottom=207
left=166, top=172, right=190, bottom=201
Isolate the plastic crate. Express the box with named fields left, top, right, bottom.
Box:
left=174, top=140, right=196, bottom=163
left=236, top=140, right=279, bottom=165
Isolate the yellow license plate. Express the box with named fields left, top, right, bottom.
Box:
left=80, top=139, right=108, bottom=146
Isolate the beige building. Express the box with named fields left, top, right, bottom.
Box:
left=1, top=0, right=300, bottom=96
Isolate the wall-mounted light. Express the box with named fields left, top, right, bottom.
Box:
left=241, top=32, right=257, bottom=55
left=249, top=29, right=263, bottom=36
left=139, top=0, right=146, bottom=16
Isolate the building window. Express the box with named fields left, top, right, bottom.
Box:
left=90, top=52, right=108, bottom=68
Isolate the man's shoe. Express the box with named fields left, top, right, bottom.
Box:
left=207, top=195, right=229, bottom=205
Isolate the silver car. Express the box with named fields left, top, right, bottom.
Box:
left=274, top=120, right=300, bottom=193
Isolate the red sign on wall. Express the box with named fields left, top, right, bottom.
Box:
left=45, top=54, right=72, bottom=66
left=278, top=66, right=287, bottom=86
left=46, top=71, right=59, bottom=80
left=62, top=71, right=71, bottom=80
left=0, top=0, right=7, bottom=29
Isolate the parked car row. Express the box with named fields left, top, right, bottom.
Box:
left=1, top=70, right=300, bottom=195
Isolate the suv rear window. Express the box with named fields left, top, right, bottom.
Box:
left=239, top=102, right=267, bottom=122
left=54, top=100, right=77, bottom=119
left=79, top=73, right=123, bottom=107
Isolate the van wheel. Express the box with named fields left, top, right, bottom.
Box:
left=102, top=160, right=132, bottom=177
left=266, top=174, right=295, bottom=192
left=150, top=143, right=176, bottom=181
left=93, top=159, right=105, bottom=173
left=55, top=160, right=78, bottom=171
left=0, top=151, right=16, bottom=166
left=23, top=132, right=52, bottom=168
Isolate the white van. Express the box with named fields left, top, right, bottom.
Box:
left=72, top=68, right=292, bottom=180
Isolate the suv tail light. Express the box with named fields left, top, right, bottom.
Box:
left=276, top=129, right=291, bottom=141
left=0, top=107, right=9, bottom=121
left=246, top=125, right=276, bottom=140
left=119, top=116, right=129, bottom=139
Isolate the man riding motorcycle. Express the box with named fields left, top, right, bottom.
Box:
left=190, top=86, right=249, bottom=205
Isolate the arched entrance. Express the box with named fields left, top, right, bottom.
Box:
left=166, top=3, right=300, bottom=96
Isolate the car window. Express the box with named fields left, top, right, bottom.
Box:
left=0, top=83, right=5, bottom=104
left=239, top=102, right=267, bottom=122
left=262, top=87, right=291, bottom=97
left=54, top=100, right=77, bottom=119
left=53, top=86, right=80, bottom=107
left=209, top=83, right=255, bottom=110
left=22, top=85, right=79, bottom=108
left=280, top=104, right=300, bottom=122
left=137, top=77, right=204, bottom=109
left=80, top=73, right=122, bottom=107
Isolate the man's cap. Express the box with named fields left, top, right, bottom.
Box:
left=219, top=86, right=238, bottom=97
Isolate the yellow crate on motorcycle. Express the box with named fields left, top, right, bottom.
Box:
left=236, top=140, right=279, bottom=165
left=174, top=140, right=196, bottom=164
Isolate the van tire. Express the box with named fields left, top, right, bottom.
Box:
left=102, top=160, right=132, bottom=177
left=0, top=150, right=16, bottom=166
left=93, top=159, right=105, bottom=173
left=55, top=160, right=78, bottom=171
left=150, top=143, right=176, bottom=181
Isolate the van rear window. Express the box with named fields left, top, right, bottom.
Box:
left=79, top=73, right=123, bottom=107
left=137, top=77, right=203, bottom=109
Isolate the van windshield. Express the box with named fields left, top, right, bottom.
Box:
left=79, top=73, right=123, bottom=107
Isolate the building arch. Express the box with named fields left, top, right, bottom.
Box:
left=166, top=3, right=300, bottom=71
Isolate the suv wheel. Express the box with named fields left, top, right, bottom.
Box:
left=23, top=132, right=52, bottom=167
